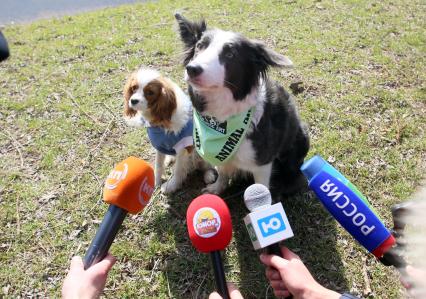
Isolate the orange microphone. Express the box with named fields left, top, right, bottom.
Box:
left=83, top=157, right=154, bottom=269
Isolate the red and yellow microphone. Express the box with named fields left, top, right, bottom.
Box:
left=84, top=157, right=154, bottom=269
left=186, top=194, right=233, bottom=299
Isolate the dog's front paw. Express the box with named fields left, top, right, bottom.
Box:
left=202, top=180, right=225, bottom=195
left=203, top=169, right=217, bottom=184
left=164, top=155, right=175, bottom=167
left=161, top=178, right=180, bottom=194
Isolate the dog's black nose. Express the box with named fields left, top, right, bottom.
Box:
left=186, top=65, right=203, bottom=78
left=130, top=99, right=139, bottom=105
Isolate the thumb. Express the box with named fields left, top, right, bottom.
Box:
left=69, top=256, right=84, bottom=272
left=281, top=246, right=301, bottom=260
left=260, top=253, right=289, bottom=270
left=227, top=283, right=244, bottom=299
left=208, top=283, right=244, bottom=299
left=209, top=292, right=222, bottom=299
left=90, top=253, right=116, bottom=274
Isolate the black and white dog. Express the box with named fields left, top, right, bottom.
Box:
left=175, top=14, right=310, bottom=197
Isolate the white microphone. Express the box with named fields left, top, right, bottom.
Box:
left=243, top=184, right=294, bottom=256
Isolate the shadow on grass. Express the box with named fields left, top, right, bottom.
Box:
left=232, top=188, right=350, bottom=298
left=146, top=173, right=349, bottom=298
left=144, top=171, right=214, bottom=298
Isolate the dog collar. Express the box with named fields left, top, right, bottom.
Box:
left=193, top=107, right=254, bottom=166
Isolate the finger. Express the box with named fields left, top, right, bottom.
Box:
left=265, top=268, right=281, bottom=280
left=90, top=253, right=116, bottom=274
left=400, top=276, right=411, bottom=289
left=270, top=280, right=287, bottom=291
left=281, top=246, right=300, bottom=260
left=260, top=253, right=289, bottom=269
left=227, top=283, right=244, bottom=299
left=406, top=265, right=425, bottom=278
left=69, top=256, right=83, bottom=272
left=274, top=289, right=291, bottom=298
left=208, top=292, right=222, bottom=299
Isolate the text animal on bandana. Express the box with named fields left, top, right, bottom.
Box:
left=193, top=108, right=254, bottom=166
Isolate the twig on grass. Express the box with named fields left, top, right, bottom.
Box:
left=88, top=196, right=103, bottom=214
left=90, top=119, right=114, bottom=157
left=16, top=195, right=21, bottom=235
left=70, top=119, right=113, bottom=184
left=265, top=284, right=272, bottom=299
left=0, top=130, right=24, bottom=168
left=195, top=274, right=207, bottom=299
left=98, top=101, right=122, bottom=123
left=88, top=169, right=102, bottom=188
left=164, top=202, right=184, bottom=220
left=149, top=258, right=161, bottom=283
left=24, top=223, right=68, bottom=243
left=142, top=188, right=162, bottom=216
left=63, top=89, right=103, bottom=126
left=166, top=272, right=172, bottom=298
left=395, top=121, right=407, bottom=145
left=362, top=257, right=372, bottom=296
left=36, top=240, right=50, bottom=255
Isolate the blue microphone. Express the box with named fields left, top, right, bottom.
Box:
left=301, top=155, right=396, bottom=260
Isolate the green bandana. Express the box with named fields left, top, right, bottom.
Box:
left=193, top=107, right=254, bottom=166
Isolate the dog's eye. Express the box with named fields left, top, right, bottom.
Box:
left=226, top=52, right=234, bottom=59
left=145, top=90, right=154, bottom=96
left=196, top=42, right=203, bottom=49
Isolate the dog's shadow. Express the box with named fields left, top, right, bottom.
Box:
left=146, top=171, right=214, bottom=298
left=148, top=174, right=349, bottom=298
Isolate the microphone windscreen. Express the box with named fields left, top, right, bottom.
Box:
left=244, top=184, right=272, bottom=212
left=186, top=194, right=232, bottom=253
left=103, top=156, right=154, bottom=214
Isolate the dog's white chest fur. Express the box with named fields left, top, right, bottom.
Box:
left=230, top=138, right=257, bottom=170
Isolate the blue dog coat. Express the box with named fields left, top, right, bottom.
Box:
left=147, top=119, right=193, bottom=155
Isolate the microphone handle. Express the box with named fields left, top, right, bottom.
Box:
left=83, top=205, right=127, bottom=269
left=266, top=244, right=294, bottom=298
left=266, top=243, right=283, bottom=257
left=210, top=251, right=230, bottom=299
left=0, top=31, right=9, bottom=61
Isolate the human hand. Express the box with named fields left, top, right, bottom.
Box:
left=62, top=253, right=116, bottom=299
left=401, top=265, right=426, bottom=298
left=209, top=282, right=244, bottom=299
left=260, top=247, right=340, bottom=299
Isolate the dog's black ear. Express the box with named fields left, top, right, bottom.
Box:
left=251, top=40, right=293, bottom=70
left=175, top=13, right=206, bottom=47
left=175, top=13, right=206, bottom=64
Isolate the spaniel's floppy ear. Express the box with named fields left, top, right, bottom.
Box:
left=123, top=72, right=138, bottom=117
left=175, top=13, right=206, bottom=65
left=149, top=78, right=177, bottom=127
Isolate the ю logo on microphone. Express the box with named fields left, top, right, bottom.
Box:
left=105, top=163, right=129, bottom=190
left=193, top=208, right=221, bottom=238
left=258, top=213, right=286, bottom=238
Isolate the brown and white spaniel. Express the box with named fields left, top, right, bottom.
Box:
left=123, top=68, right=215, bottom=193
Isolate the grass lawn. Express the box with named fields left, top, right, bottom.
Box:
left=0, top=0, right=424, bottom=298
